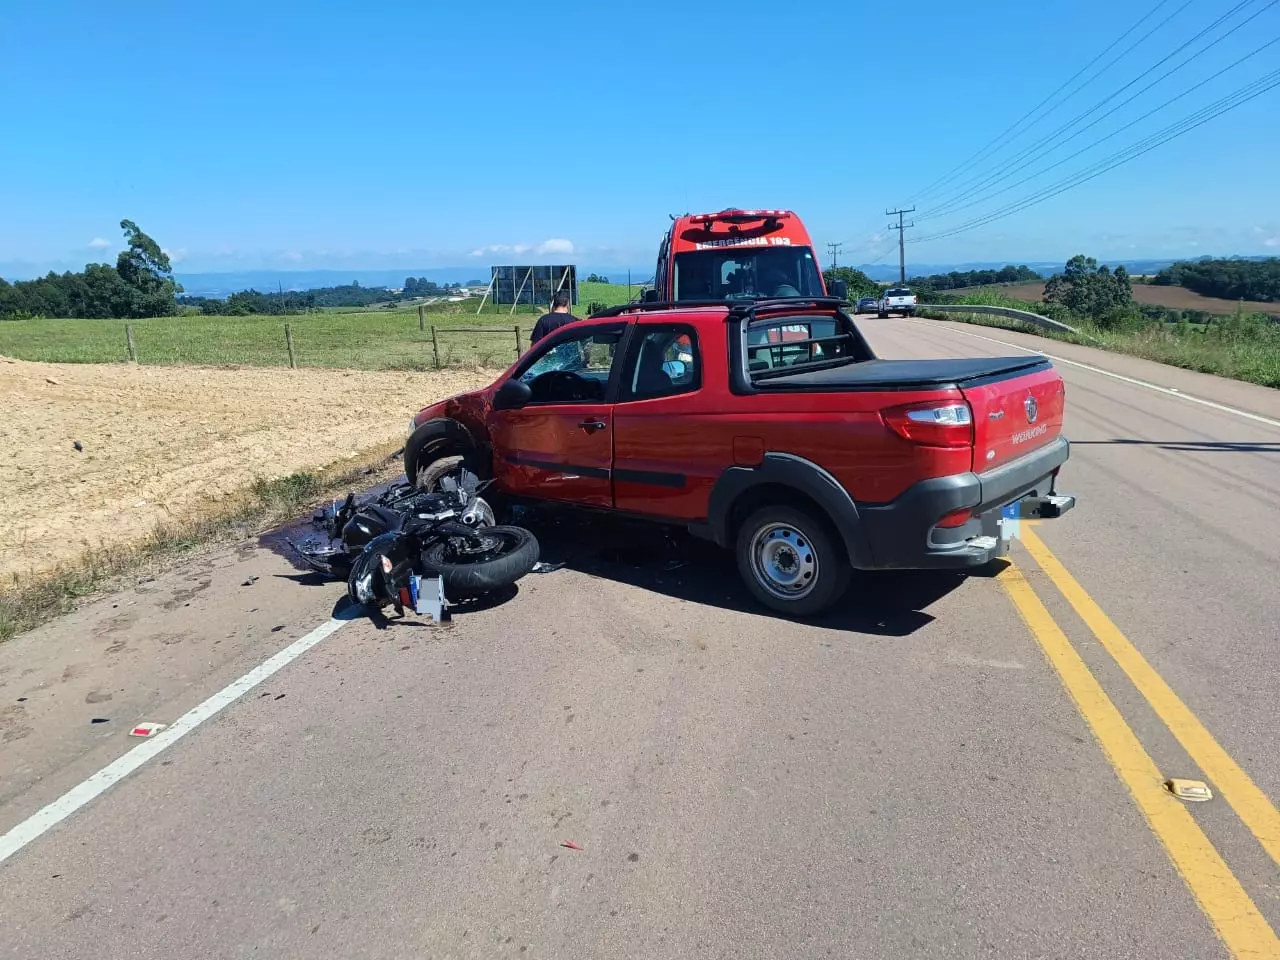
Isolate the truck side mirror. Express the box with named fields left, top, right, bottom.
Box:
left=642, top=288, right=660, bottom=303
left=828, top=279, right=848, bottom=301
left=492, top=378, right=532, bottom=411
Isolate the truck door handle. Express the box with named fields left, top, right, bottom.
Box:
left=578, top=419, right=607, bottom=434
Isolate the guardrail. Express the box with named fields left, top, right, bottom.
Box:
left=917, top=303, right=1080, bottom=336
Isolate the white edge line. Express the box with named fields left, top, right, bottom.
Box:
left=910, top=320, right=1280, bottom=429
left=0, top=616, right=350, bottom=865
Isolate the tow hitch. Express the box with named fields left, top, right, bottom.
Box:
left=1015, top=494, right=1076, bottom=519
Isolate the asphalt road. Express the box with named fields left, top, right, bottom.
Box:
left=3, top=315, right=1280, bottom=959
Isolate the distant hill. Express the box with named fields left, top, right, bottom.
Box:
left=148, top=255, right=1279, bottom=297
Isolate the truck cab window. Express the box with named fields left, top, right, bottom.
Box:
left=621, top=327, right=701, bottom=401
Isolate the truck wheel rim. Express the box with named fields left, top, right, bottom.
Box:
left=751, top=523, right=818, bottom=600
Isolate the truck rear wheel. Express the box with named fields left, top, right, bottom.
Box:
left=735, top=505, right=850, bottom=617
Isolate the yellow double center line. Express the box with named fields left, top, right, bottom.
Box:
left=999, top=528, right=1280, bottom=959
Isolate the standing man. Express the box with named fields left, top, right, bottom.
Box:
left=530, top=290, right=580, bottom=345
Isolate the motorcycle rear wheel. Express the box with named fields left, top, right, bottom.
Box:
left=420, top=525, right=540, bottom=597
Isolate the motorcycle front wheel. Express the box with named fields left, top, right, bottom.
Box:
left=420, top=525, right=540, bottom=597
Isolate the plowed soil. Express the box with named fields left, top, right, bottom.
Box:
left=0, top=358, right=492, bottom=582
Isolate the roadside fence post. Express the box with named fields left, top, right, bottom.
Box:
left=430, top=325, right=441, bottom=368
left=284, top=323, right=297, bottom=369
left=125, top=323, right=137, bottom=362
left=418, top=304, right=426, bottom=332
left=514, top=325, right=523, bottom=358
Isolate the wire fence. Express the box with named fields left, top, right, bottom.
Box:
left=0, top=306, right=532, bottom=371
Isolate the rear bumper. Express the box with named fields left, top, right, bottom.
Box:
left=855, top=436, right=1073, bottom=570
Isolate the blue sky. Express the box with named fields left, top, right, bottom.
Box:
left=2, top=0, right=1278, bottom=278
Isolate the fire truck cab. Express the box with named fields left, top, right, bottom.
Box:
left=644, top=209, right=847, bottom=304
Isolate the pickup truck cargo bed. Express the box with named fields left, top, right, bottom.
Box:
left=752, top=356, right=1048, bottom=390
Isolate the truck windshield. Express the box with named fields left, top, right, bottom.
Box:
left=673, top=246, right=824, bottom=301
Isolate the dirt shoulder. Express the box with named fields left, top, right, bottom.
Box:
left=1, top=358, right=493, bottom=583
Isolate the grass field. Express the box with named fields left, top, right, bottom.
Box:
left=0, top=281, right=639, bottom=370
left=919, top=289, right=1280, bottom=388
left=960, top=281, right=1280, bottom=318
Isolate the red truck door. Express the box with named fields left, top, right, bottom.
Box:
left=486, top=322, right=627, bottom=508
left=611, top=322, right=711, bottom=520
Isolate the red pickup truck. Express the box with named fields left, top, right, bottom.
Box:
left=406, top=296, right=1075, bottom=616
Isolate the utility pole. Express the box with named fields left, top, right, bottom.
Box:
left=886, top=207, right=915, bottom=285
left=826, top=241, right=842, bottom=271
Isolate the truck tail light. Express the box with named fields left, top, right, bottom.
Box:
left=882, top=402, right=974, bottom=447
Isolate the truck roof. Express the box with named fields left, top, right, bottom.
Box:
left=667, top=209, right=815, bottom=255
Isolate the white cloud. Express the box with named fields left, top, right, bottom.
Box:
left=87, top=237, right=111, bottom=250
left=535, top=238, right=574, bottom=256
left=162, top=247, right=187, bottom=263
left=1265, top=237, right=1280, bottom=248
left=281, top=250, right=303, bottom=262
left=468, top=239, right=574, bottom=259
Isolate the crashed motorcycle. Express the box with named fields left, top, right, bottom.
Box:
left=291, top=475, right=539, bottom=615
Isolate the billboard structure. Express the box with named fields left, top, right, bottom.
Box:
left=486, top=265, right=577, bottom=308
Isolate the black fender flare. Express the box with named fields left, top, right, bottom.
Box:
left=404, top=418, right=481, bottom=482
left=703, top=453, right=874, bottom=568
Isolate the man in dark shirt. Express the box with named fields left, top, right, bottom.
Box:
left=530, top=291, right=579, bottom=344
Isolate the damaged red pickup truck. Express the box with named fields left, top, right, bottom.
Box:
left=406, top=295, right=1075, bottom=616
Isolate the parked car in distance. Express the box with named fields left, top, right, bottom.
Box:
left=878, top=287, right=917, bottom=318
left=405, top=297, right=1075, bottom=617
left=855, top=296, right=879, bottom=314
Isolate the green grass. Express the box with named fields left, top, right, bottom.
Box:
left=0, top=281, right=644, bottom=370
left=919, top=292, right=1280, bottom=389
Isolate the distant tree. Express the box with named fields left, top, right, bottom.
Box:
left=1043, top=255, right=1133, bottom=324
left=822, top=266, right=880, bottom=299
left=115, top=220, right=180, bottom=317
left=907, top=264, right=1041, bottom=291
left=0, top=218, right=181, bottom=319
left=585, top=273, right=611, bottom=284
left=1153, top=257, right=1280, bottom=302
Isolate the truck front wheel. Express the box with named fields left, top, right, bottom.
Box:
left=735, top=505, right=851, bottom=617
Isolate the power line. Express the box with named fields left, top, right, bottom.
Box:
left=918, top=30, right=1280, bottom=224
left=920, top=0, right=1266, bottom=217
left=909, top=67, right=1280, bottom=244
left=907, top=0, right=1184, bottom=205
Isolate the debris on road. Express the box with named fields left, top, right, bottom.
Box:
left=129, top=722, right=166, bottom=738
left=1166, top=778, right=1213, bottom=802
left=90, top=717, right=110, bottom=725
left=16, top=697, right=27, bottom=703
left=72, top=440, right=83, bottom=452
left=560, top=840, right=584, bottom=851
left=241, top=576, right=259, bottom=586
left=531, top=561, right=565, bottom=574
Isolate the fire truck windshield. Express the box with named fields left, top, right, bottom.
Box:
left=673, top=246, right=823, bottom=301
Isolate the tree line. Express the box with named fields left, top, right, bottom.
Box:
left=1153, top=257, right=1280, bottom=303
left=0, top=221, right=179, bottom=320
left=908, top=264, right=1041, bottom=293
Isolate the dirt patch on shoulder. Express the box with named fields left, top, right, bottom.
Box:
left=0, top=359, right=492, bottom=581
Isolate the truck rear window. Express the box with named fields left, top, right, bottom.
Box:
left=885, top=288, right=912, bottom=297
left=746, top=315, right=860, bottom=376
